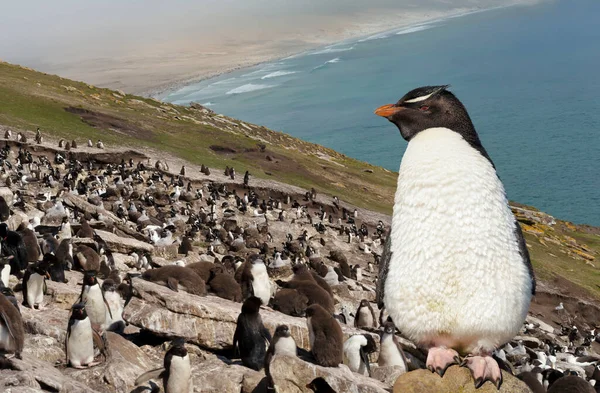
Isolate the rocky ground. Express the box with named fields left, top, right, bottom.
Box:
left=0, top=131, right=599, bottom=393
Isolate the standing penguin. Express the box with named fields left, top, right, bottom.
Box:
left=0, top=223, right=28, bottom=275
left=66, top=302, right=107, bottom=368
left=354, top=299, right=378, bottom=329
left=377, top=321, right=408, bottom=374
left=0, top=288, right=24, bottom=358
left=135, top=338, right=192, bottom=393
left=232, top=296, right=271, bottom=371
left=264, top=324, right=297, bottom=388
left=306, top=304, right=343, bottom=367
left=78, top=270, right=112, bottom=328
left=343, top=334, right=377, bottom=376
left=375, top=85, right=535, bottom=388
left=240, top=254, right=271, bottom=306
left=0, top=196, right=10, bottom=222
left=101, top=279, right=125, bottom=332
left=22, top=262, right=50, bottom=309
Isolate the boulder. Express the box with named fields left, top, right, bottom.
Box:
left=392, top=366, right=533, bottom=393
left=95, top=229, right=154, bottom=254
left=4, top=355, right=101, bottom=392
left=269, top=354, right=389, bottom=393
left=123, top=278, right=377, bottom=351
left=45, top=270, right=83, bottom=308
left=190, top=354, right=263, bottom=393
left=0, top=186, right=13, bottom=206
left=65, top=332, right=156, bottom=393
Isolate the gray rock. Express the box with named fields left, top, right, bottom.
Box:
left=269, top=354, right=389, bottom=393
left=124, top=278, right=377, bottom=351
left=95, top=229, right=154, bottom=254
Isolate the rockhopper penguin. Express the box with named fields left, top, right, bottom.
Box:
left=375, top=85, right=535, bottom=389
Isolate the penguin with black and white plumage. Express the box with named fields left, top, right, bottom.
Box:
left=264, top=324, right=297, bottom=389
left=0, top=287, right=24, bottom=359
left=22, top=261, right=51, bottom=309
left=343, top=333, right=377, bottom=376
left=233, top=296, right=271, bottom=371
left=78, top=270, right=112, bottom=328
left=0, top=223, right=28, bottom=275
left=135, top=338, right=192, bottom=393
left=66, top=302, right=107, bottom=368
left=354, top=299, right=378, bottom=329
left=375, top=85, right=535, bottom=389
left=0, top=196, right=10, bottom=222
left=239, top=254, right=271, bottom=306
left=377, top=320, right=409, bottom=374
left=101, top=278, right=125, bottom=332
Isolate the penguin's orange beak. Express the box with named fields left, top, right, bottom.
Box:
left=374, top=104, right=404, bottom=117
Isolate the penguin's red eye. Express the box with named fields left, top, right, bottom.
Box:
left=420, top=105, right=429, bottom=111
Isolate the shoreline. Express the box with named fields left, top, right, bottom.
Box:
left=146, top=5, right=514, bottom=100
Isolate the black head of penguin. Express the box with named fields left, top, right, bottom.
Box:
left=31, top=261, right=51, bottom=278
left=165, top=337, right=188, bottom=368
left=375, top=85, right=492, bottom=163
left=241, top=296, right=263, bottom=315
left=101, top=278, right=117, bottom=293
left=70, top=302, right=88, bottom=321
left=546, top=375, right=595, bottom=393
left=83, top=270, right=98, bottom=287
left=43, top=253, right=66, bottom=283
left=381, top=321, right=397, bottom=336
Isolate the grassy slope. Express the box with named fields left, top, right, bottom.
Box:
left=1, top=61, right=599, bottom=299
left=0, top=61, right=397, bottom=212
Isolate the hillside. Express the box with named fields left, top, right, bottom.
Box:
left=0, top=59, right=599, bottom=302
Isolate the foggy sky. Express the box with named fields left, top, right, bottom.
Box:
left=0, top=0, right=517, bottom=66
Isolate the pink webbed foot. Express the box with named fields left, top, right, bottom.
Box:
left=461, top=355, right=502, bottom=389
left=426, top=346, right=460, bottom=377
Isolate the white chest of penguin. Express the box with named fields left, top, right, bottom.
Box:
left=166, top=354, right=191, bottom=393
left=250, top=263, right=271, bottom=305
left=386, top=127, right=532, bottom=351
left=27, top=273, right=45, bottom=306
left=378, top=334, right=406, bottom=371
left=82, top=285, right=107, bottom=325
left=1, top=264, right=11, bottom=287
left=274, top=336, right=297, bottom=357
left=68, top=318, right=94, bottom=366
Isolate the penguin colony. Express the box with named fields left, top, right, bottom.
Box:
left=0, top=90, right=598, bottom=393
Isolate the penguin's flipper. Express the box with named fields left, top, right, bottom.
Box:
left=100, top=287, right=114, bottom=320
left=359, top=347, right=372, bottom=377
left=92, top=327, right=109, bottom=362
left=21, top=270, right=31, bottom=307
left=513, top=221, right=536, bottom=295
left=375, top=229, right=392, bottom=309
left=166, top=277, right=179, bottom=292
left=135, top=367, right=166, bottom=386
left=0, top=307, right=18, bottom=351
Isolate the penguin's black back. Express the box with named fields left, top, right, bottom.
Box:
left=0, top=225, right=28, bottom=273
left=233, top=297, right=271, bottom=370
left=0, top=196, right=9, bottom=222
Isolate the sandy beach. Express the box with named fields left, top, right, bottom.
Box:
left=14, top=1, right=541, bottom=97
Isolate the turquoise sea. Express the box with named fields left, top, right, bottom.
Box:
left=164, top=0, right=600, bottom=226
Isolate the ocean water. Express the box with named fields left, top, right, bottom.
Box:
left=164, top=0, right=600, bottom=226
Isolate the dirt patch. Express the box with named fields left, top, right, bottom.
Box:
left=530, top=276, right=600, bottom=331
left=64, top=106, right=153, bottom=139
left=209, top=145, right=237, bottom=154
